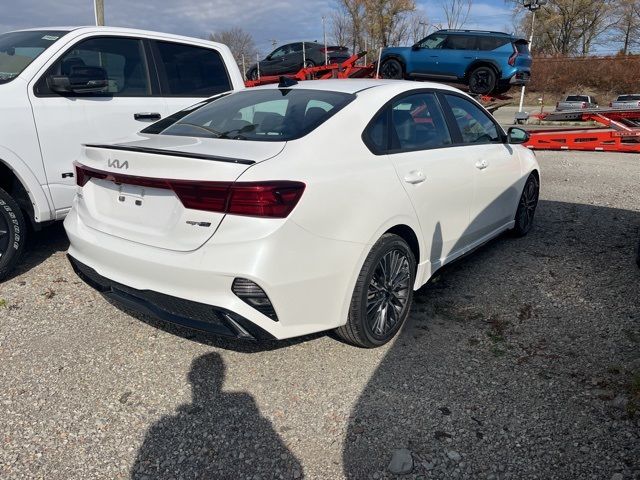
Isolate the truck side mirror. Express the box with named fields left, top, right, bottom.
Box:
left=48, top=65, right=108, bottom=94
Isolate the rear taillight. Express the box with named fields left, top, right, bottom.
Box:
left=508, top=52, right=518, bottom=66
left=609, top=102, right=613, bottom=107
left=581, top=102, right=587, bottom=108
left=637, top=101, right=640, bottom=107
left=74, top=163, right=305, bottom=218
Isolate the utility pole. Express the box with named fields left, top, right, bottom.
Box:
left=517, top=0, right=547, bottom=114
left=94, top=0, right=105, bottom=26
left=322, top=15, right=328, bottom=65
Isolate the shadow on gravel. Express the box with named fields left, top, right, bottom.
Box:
left=132, top=352, right=303, bottom=479
left=4, top=222, right=69, bottom=282
left=343, top=200, right=640, bottom=478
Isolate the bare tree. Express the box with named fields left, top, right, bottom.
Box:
left=441, top=0, right=473, bottom=29
left=330, top=9, right=353, bottom=48
left=209, top=27, right=257, bottom=64
left=610, top=0, right=640, bottom=54
left=364, top=0, right=416, bottom=47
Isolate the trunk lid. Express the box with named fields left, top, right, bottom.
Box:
left=75, top=134, right=285, bottom=251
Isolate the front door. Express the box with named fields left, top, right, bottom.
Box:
left=28, top=35, right=159, bottom=214
left=440, top=93, right=522, bottom=242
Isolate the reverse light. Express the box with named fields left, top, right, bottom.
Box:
left=74, top=163, right=305, bottom=218
left=232, top=278, right=278, bottom=321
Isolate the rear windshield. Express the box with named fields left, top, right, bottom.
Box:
left=566, top=96, right=589, bottom=102
left=155, top=88, right=355, bottom=141
left=514, top=41, right=530, bottom=54
left=617, top=95, right=640, bottom=101
left=0, top=30, right=67, bottom=84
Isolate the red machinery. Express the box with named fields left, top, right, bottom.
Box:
left=524, top=109, right=640, bottom=153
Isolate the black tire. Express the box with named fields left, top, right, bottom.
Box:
left=380, top=58, right=404, bottom=80
left=336, top=234, right=416, bottom=348
left=246, top=68, right=258, bottom=81
left=512, top=174, right=539, bottom=237
left=468, top=66, right=497, bottom=95
left=0, top=187, right=27, bottom=281
left=636, top=235, right=640, bottom=268
left=304, top=59, right=316, bottom=68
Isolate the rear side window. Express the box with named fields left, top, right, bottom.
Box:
left=157, top=89, right=355, bottom=141
left=154, top=41, right=231, bottom=96
left=36, top=36, right=151, bottom=96
left=363, top=91, right=452, bottom=153
left=514, top=41, right=530, bottom=54
left=477, top=36, right=511, bottom=51
left=618, top=95, right=640, bottom=101
left=444, top=94, right=501, bottom=144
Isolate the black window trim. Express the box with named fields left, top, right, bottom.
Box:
left=33, top=34, right=157, bottom=98
left=148, top=38, right=233, bottom=98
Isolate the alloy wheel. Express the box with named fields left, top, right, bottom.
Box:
left=366, top=249, right=411, bottom=338
left=518, top=178, right=539, bottom=231
left=381, top=60, right=402, bottom=79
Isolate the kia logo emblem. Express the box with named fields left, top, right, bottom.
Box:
left=108, top=159, right=129, bottom=169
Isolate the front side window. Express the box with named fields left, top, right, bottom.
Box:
left=157, top=89, right=355, bottom=141
left=155, top=41, right=231, bottom=97
left=270, top=45, right=290, bottom=59
left=418, top=34, right=447, bottom=49
left=37, top=36, right=150, bottom=96
left=0, top=30, right=67, bottom=84
left=444, top=94, right=501, bottom=144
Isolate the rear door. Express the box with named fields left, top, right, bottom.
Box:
left=29, top=35, right=160, bottom=215
left=365, top=90, right=475, bottom=271
left=438, top=34, right=478, bottom=77
left=151, top=40, right=234, bottom=116
left=440, top=93, right=521, bottom=243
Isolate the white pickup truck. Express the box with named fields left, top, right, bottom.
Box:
left=555, top=95, right=598, bottom=111
left=0, top=26, right=244, bottom=279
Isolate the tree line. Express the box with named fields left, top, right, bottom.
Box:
left=209, top=0, right=640, bottom=64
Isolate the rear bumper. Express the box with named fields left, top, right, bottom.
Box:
left=508, top=71, right=530, bottom=85
left=64, top=204, right=367, bottom=340
left=68, top=256, right=275, bottom=340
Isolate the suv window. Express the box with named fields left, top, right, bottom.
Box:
left=418, top=34, right=447, bottom=49
left=444, top=35, right=477, bottom=50
left=37, top=36, right=150, bottom=96
left=444, top=94, right=501, bottom=144
left=154, top=41, right=231, bottom=97
left=477, top=36, right=511, bottom=51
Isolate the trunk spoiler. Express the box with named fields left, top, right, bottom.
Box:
left=83, top=144, right=255, bottom=165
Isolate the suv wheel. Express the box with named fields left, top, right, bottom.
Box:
left=246, top=68, right=258, bottom=81
left=336, top=234, right=416, bottom=348
left=0, top=187, right=26, bottom=281
left=380, top=58, right=404, bottom=80
left=468, top=66, right=497, bottom=95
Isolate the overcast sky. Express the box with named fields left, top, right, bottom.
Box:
left=1, top=0, right=515, bottom=54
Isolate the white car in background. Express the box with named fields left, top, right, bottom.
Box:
left=610, top=94, right=640, bottom=109
left=65, top=79, right=540, bottom=348
left=0, top=26, right=244, bottom=280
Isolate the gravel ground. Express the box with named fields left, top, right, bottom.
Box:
left=1, top=151, right=639, bottom=480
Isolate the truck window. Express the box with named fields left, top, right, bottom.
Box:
left=36, top=36, right=151, bottom=96
left=154, top=41, right=231, bottom=97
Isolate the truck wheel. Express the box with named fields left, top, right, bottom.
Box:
left=246, top=68, right=258, bottom=81
left=468, top=66, right=497, bottom=95
left=380, top=59, right=404, bottom=79
left=0, top=187, right=26, bottom=281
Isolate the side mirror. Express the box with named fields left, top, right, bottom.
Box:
left=265, top=55, right=272, bottom=61
left=48, top=65, right=108, bottom=94
left=411, top=44, right=421, bottom=51
left=507, top=127, right=530, bottom=144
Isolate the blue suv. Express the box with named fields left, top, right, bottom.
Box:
left=380, top=30, right=532, bottom=95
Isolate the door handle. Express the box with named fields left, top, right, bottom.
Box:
left=404, top=170, right=426, bottom=184
left=134, top=112, right=161, bottom=121
left=475, top=159, right=489, bottom=170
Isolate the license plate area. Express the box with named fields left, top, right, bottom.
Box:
left=116, top=184, right=146, bottom=208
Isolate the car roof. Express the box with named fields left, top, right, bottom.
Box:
left=250, top=78, right=461, bottom=95
left=435, top=29, right=514, bottom=37
left=5, top=26, right=227, bottom=48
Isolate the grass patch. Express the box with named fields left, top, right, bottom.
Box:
left=0, top=299, right=6, bottom=308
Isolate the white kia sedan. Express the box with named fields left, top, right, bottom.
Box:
left=64, top=79, right=539, bottom=348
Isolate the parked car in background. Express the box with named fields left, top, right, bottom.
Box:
left=65, top=79, right=539, bottom=348
left=379, top=29, right=532, bottom=95
left=610, top=94, right=640, bottom=109
left=0, top=26, right=244, bottom=280
left=246, top=42, right=350, bottom=80
left=555, top=95, right=598, bottom=111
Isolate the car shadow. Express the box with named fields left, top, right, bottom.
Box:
left=131, top=351, right=304, bottom=479
left=342, top=199, right=640, bottom=478
left=4, top=222, right=69, bottom=282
